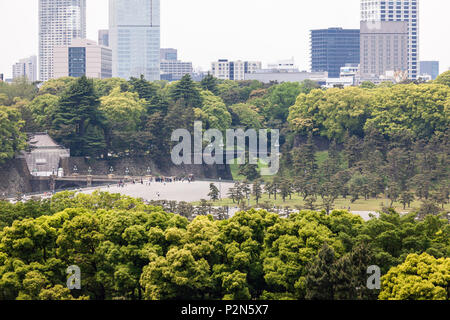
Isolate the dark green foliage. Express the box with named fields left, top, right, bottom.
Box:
left=170, top=74, right=202, bottom=108
left=200, top=74, right=219, bottom=95
left=51, top=76, right=106, bottom=156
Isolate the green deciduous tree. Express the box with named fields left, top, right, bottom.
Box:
left=0, top=106, right=26, bottom=163
left=379, top=253, right=449, bottom=300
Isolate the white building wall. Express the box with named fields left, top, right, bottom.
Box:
left=211, top=60, right=262, bottom=80
left=53, top=39, right=112, bottom=79
left=39, top=0, right=87, bottom=81
left=12, top=56, right=38, bottom=82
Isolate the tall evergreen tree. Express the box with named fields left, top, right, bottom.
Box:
left=305, top=244, right=336, bottom=300
left=52, top=76, right=105, bottom=156
left=200, top=73, right=219, bottom=95
left=170, top=74, right=202, bottom=108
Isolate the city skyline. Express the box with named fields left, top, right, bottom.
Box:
left=109, top=0, right=161, bottom=81
left=38, top=0, right=86, bottom=81
left=0, top=0, right=449, bottom=79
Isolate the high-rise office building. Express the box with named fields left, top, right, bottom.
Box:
left=310, top=28, right=360, bottom=78
left=109, top=0, right=161, bottom=81
left=39, top=0, right=87, bottom=82
left=211, top=60, right=262, bottom=80
left=361, top=0, right=419, bottom=79
left=98, top=30, right=110, bottom=47
left=360, top=21, right=408, bottom=80
left=12, top=56, right=38, bottom=82
left=420, top=61, right=439, bottom=80
left=53, top=39, right=112, bottom=79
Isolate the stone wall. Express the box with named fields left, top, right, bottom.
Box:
left=0, top=156, right=232, bottom=197
left=63, top=156, right=232, bottom=180
left=0, top=159, right=33, bottom=197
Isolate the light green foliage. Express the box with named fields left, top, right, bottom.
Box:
left=0, top=78, right=38, bottom=105
left=288, top=87, right=373, bottom=141
left=100, top=87, right=146, bottom=131
left=229, top=103, right=263, bottom=129
left=94, top=78, right=131, bottom=97
left=379, top=253, right=449, bottom=300
left=0, top=106, right=26, bottom=163
left=263, top=82, right=303, bottom=122
left=27, top=94, right=60, bottom=130
left=366, top=84, right=449, bottom=139
left=288, top=84, right=449, bottom=141
left=196, top=90, right=232, bottom=132
left=38, top=77, right=77, bottom=96
left=434, top=70, right=450, bottom=87
left=0, top=192, right=448, bottom=300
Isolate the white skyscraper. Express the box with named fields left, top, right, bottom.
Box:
left=361, top=0, right=419, bottom=79
left=109, top=0, right=161, bottom=81
left=12, top=56, right=38, bottom=82
left=39, top=0, right=87, bottom=82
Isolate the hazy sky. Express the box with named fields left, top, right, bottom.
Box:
left=0, top=0, right=449, bottom=78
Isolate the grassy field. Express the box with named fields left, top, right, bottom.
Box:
left=193, top=192, right=450, bottom=213
left=223, top=153, right=449, bottom=213
left=229, top=158, right=272, bottom=182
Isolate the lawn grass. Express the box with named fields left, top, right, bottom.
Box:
left=229, top=158, right=272, bottom=182
left=193, top=192, right=449, bottom=213
left=222, top=152, right=449, bottom=213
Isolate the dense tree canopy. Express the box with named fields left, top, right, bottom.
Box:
left=379, top=253, right=449, bottom=300
left=0, top=106, right=26, bottom=163
left=288, top=84, right=449, bottom=141
left=0, top=192, right=447, bottom=300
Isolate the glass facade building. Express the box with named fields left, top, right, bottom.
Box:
left=68, top=47, right=86, bottom=77
left=420, top=61, right=439, bottom=80
left=361, top=0, right=419, bottom=79
left=109, top=0, right=160, bottom=81
left=310, top=28, right=360, bottom=78
left=39, top=0, right=87, bottom=81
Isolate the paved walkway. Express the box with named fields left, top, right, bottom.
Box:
left=82, top=180, right=235, bottom=203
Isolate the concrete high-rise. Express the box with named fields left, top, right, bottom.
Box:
left=12, top=56, right=38, bottom=82
left=310, top=28, right=360, bottom=78
left=53, top=39, right=112, bottom=79
left=360, top=21, right=408, bottom=80
left=109, top=0, right=160, bottom=81
left=39, top=0, right=87, bottom=82
left=361, top=0, right=419, bottom=79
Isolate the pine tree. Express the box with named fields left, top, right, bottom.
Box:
left=208, top=183, right=220, bottom=201
left=305, top=244, right=336, bottom=300
left=252, top=179, right=263, bottom=204
left=170, top=74, right=202, bottom=108
left=52, top=76, right=105, bottom=156
left=200, top=73, right=219, bottom=95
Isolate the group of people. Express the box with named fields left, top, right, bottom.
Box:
left=114, top=175, right=194, bottom=188
left=152, top=176, right=192, bottom=183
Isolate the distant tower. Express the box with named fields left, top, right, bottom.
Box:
left=98, top=30, right=110, bottom=47
left=39, top=0, right=87, bottom=82
left=109, top=0, right=161, bottom=81
left=360, top=0, right=419, bottom=79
